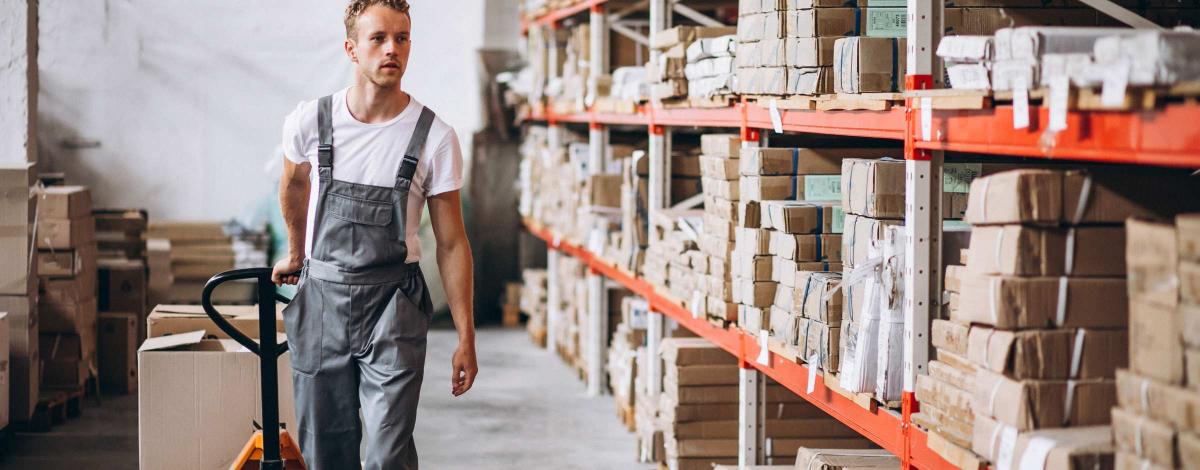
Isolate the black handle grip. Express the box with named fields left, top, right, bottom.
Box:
left=201, top=267, right=292, bottom=357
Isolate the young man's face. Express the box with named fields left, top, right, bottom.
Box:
left=346, top=5, right=411, bottom=88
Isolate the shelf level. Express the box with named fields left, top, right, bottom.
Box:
left=524, top=220, right=958, bottom=470
left=521, top=0, right=607, bottom=33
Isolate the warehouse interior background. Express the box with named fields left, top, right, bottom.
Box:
left=4, top=0, right=1200, bottom=469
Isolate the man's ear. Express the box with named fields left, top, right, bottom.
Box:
left=344, top=38, right=358, bottom=63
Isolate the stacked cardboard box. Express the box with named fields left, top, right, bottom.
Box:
left=698, top=134, right=742, bottom=324
left=552, top=255, right=587, bottom=373
left=147, top=221, right=247, bottom=304
left=643, top=209, right=705, bottom=313
left=651, top=26, right=737, bottom=103
left=0, top=162, right=38, bottom=423
left=658, top=338, right=877, bottom=469
left=521, top=269, right=549, bottom=347
left=94, top=209, right=147, bottom=260
left=915, top=297, right=981, bottom=467
left=685, top=35, right=738, bottom=99
left=793, top=447, right=899, bottom=469
left=36, top=186, right=98, bottom=390
left=1114, top=216, right=1200, bottom=469
left=608, top=297, right=648, bottom=425
left=832, top=37, right=907, bottom=94
left=620, top=152, right=650, bottom=274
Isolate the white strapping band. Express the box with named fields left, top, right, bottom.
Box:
left=1064, top=228, right=1077, bottom=276
left=990, top=278, right=1000, bottom=325
left=1056, top=277, right=1069, bottom=327
left=1140, top=378, right=1151, bottom=412
left=988, top=379, right=1003, bottom=418
left=1070, top=329, right=1086, bottom=379
left=980, top=176, right=992, bottom=222
left=1071, top=175, right=1094, bottom=225
left=994, top=228, right=1006, bottom=273
left=1062, top=379, right=1078, bottom=426
left=1135, top=416, right=1145, bottom=457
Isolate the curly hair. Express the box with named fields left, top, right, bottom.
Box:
left=344, top=0, right=411, bottom=38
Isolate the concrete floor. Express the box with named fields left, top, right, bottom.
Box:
left=0, top=328, right=651, bottom=470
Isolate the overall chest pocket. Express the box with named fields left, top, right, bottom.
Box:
left=327, top=193, right=394, bottom=226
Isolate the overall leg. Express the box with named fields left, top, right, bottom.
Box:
left=352, top=278, right=431, bottom=470
left=285, top=276, right=363, bottom=470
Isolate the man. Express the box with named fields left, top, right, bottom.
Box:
left=271, top=1, right=478, bottom=468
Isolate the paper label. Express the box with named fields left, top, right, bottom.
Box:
left=756, top=330, right=771, bottom=366
left=690, top=290, right=703, bottom=319
left=769, top=99, right=784, bottom=133
left=1101, top=59, right=1130, bottom=108
left=1013, top=81, right=1030, bottom=130
left=806, top=353, right=820, bottom=394
left=920, top=97, right=932, bottom=141
left=943, top=164, right=983, bottom=193
left=1048, top=75, right=1069, bottom=132
left=831, top=206, right=846, bottom=234
left=803, top=175, right=842, bottom=201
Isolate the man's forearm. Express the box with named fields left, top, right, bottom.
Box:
left=437, top=239, right=475, bottom=342
left=279, top=175, right=310, bottom=260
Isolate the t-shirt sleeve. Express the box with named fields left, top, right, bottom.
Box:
left=281, top=102, right=309, bottom=165
left=424, top=127, right=464, bottom=197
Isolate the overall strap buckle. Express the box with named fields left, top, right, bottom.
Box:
left=317, top=95, right=334, bottom=169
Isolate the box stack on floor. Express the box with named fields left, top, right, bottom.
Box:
left=697, top=134, right=742, bottom=325
left=607, top=297, right=649, bottom=428
left=36, top=186, right=98, bottom=392
left=949, top=168, right=1200, bottom=467
left=0, top=162, right=38, bottom=425
left=658, top=338, right=878, bottom=469
left=650, top=26, right=737, bottom=104
left=520, top=268, right=549, bottom=346
left=1116, top=215, right=1200, bottom=469
left=93, top=209, right=148, bottom=394
left=552, top=255, right=588, bottom=373
left=147, top=221, right=245, bottom=304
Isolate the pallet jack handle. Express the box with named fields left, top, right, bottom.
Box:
left=202, top=268, right=293, bottom=470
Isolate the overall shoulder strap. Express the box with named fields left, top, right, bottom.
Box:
left=396, top=107, right=437, bottom=182
left=317, top=95, right=334, bottom=168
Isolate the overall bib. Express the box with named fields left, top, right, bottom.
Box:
left=284, top=95, right=436, bottom=470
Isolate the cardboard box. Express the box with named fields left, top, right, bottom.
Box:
left=99, top=312, right=137, bottom=394
left=1126, top=218, right=1178, bottom=304
left=700, top=134, right=741, bottom=158
left=0, top=312, right=8, bottom=429
left=741, top=147, right=889, bottom=177
left=930, top=359, right=975, bottom=390
left=1111, top=407, right=1177, bottom=468
left=0, top=294, right=38, bottom=422
left=762, top=201, right=842, bottom=234
left=40, top=296, right=97, bottom=336
left=967, top=326, right=1126, bottom=379
left=652, top=26, right=738, bottom=50
left=955, top=273, right=1127, bottom=329
left=972, top=416, right=1114, bottom=469
left=147, top=304, right=286, bottom=340
left=740, top=201, right=762, bottom=229
left=786, top=8, right=865, bottom=38
left=965, top=169, right=1200, bottom=226
left=584, top=174, right=622, bottom=208
left=833, top=37, right=907, bottom=93
left=1182, top=431, right=1200, bottom=470
left=700, top=157, right=740, bottom=181
left=917, top=373, right=974, bottom=424
left=35, top=248, right=92, bottom=278
left=138, top=332, right=298, bottom=470
left=794, top=448, right=900, bottom=470
left=799, top=319, right=840, bottom=372
left=736, top=228, right=772, bottom=256
left=1130, top=299, right=1185, bottom=385
left=865, top=7, right=906, bottom=37
left=967, top=225, right=1126, bottom=277
left=972, top=369, right=1115, bottom=430
left=36, top=186, right=91, bottom=220
left=703, top=179, right=740, bottom=203
left=932, top=319, right=969, bottom=356
left=796, top=271, right=843, bottom=323
left=741, top=175, right=837, bottom=202
left=1181, top=260, right=1200, bottom=306
left=36, top=217, right=95, bottom=252
left=660, top=338, right=737, bottom=366
left=1180, top=214, right=1200, bottom=261
left=841, top=158, right=905, bottom=219
left=98, top=258, right=147, bottom=316
left=0, top=164, right=36, bottom=297
left=841, top=214, right=903, bottom=269
left=770, top=232, right=841, bottom=262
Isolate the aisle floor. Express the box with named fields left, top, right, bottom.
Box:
left=0, top=328, right=650, bottom=470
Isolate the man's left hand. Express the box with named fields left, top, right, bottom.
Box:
left=451, top=341, right=478, bottom=397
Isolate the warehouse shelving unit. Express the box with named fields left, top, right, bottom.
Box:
left=520, top=0, right=1200, bottom=469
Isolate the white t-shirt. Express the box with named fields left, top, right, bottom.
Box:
left=281, top=88, right=463, bottom=263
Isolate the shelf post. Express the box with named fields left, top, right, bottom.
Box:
left=586, top=272, right=608, bottom=396
left=646, top=301, right=664, bottom=402
left=546, top=248, right=561, bottom=352
left=738, top=365, right=765, bottom=466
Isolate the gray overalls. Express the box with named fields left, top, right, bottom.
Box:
left=283, top=95, right=436, bottom=470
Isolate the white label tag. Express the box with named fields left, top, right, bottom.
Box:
left=690, top=290, right=703, bottom=319
left=756, top=331, right=771, bottom=366
left=1013, top=81, right=1030, bottom=130
left=996, top=426, right=1019, bottom=470
left=552, top=233, right=562, bottom=248
left=1048, top=75, right=1069, bottom=132
left=920, top=97, right=933, bottom=141
left=806, top=353, right=820, bottom=394
left=769, top=99, right=784, bottom=133
left=1101, top=59, right=1130, bottom=108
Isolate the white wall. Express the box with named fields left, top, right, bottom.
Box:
left=1, top=0, right=37, bottom=165
left=37, top=0, right=494, bottom=220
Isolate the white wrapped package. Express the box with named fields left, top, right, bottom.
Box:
left=937, top=35, right=994, bottom=63
left=686, top=35, right=738, bottom=62
left=874, top=225, right=905, bottom=403
left=946, top=63, right=991, bottom=90
left=1094, top=30, right=1200, bottom=86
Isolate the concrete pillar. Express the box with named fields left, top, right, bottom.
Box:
left=0, top=0, right=38, bottom=165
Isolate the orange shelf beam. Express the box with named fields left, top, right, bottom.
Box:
left=523, top=220, right=959, bottom=470
left=521, top=0, right=608, bottom=34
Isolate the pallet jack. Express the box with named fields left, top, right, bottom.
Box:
left=202, top=268, right=307, bottom=470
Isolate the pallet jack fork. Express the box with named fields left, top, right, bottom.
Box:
left=203, top=268, right=307, bottom=470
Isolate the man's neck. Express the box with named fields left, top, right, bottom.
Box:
left=346, top=81, right=411, bottom=124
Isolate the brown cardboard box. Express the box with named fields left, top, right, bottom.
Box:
left=147, top=304, right=286, bottom=340
left=98, top=258, right=147, bottom=315
left=770, top=232, right=840, bottom=262
left=138, top=332, right=297, bottom=470
left=841, top=158, right=905, bottom=219
left=1181, top=431, right=1200, bottom=470
left=700, top=158, right=740, bottom=182
left=973, top=416, right=1114, bottom=469
left=967, top=326, right=1126, bottom=380
left=800, top=319, right=840, bottom=372
left=1180, top=214, right=1200, bottom=261
left=99, top=312, right=137, bottom=394
left=955, top=273, right=1127, bottom=329
left=967, top=225, right=1126, bottom=277
left=665, top=365, right=740, bottom=386
left=703, top=188, right=739, bottom=212
left=741, top=175, right=835, bottom=201
left=913, top=402, right=973, bottom=449
left=700, top=134, right=741, bottom=158
left=41, top=270, right=97, bottom=305
left=1189, top=347, right=1200, bottom=390
left=793, top=448, right=899, bottom=470
left=1126, top=219, right=1178, bottom=305
left=972, top=369, right=1115, bottom=430
left=0, top=164, right=36, bottom=297
left=36, top=186, right=91, bottom=220
left=740, top=280, right=778, bottom=308
left=36, top=248, right=92, bottom=278
left=762, top=201, right=841, bottom=234
left=651, top=26, right=737, bottom=50
left=765, top=438, right=877, bottom=459
left=1112, top=407, right=1177, bottom=468
left=0, top=294, right=38, bottom=422
left=796, top=271, right=843, bottom=323
left=932, top=319, right=969, bottom=356
left=40, top=332, right=89, bottom=389
left=930, top=359, right=974, bottom=390
left=841, top=214, right=903, bottom=268
left=786, top=8, right=865, bottom=38
left=787, top=36, right=842, bottom=67
left=1130, top=299, right=1184, bottom=385
left=833, top=37, right=907, bottom=94
left=737, top=228, right=772, bottom=256
left=739, top=148, right=889, bottom=176
left=1115, top=369, right=1200, bottom=432
left=740, top=201, right=762, bottom=229
left=1115, top=452, right=1170, bottom=470
left=917, top=373, right=974, bottom=423
left=40, top=296, right=97, bottom=337
left=36, top=216, right=95, bottom=250
left=584, top=174, right=622, bottom=208
left=0, top=312, right=8, bottom=429
left=660, top=338, right=737, bottom=366
left=1181, top=260, right=1200, bottom=306
left=965, top=169, right=1200, bottom=226
left=945, top=265, right=965, bottom=294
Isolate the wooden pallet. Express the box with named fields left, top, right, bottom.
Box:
left=17, top=386, right=86, bottom=432
left=817, top=93, right=904, bottom=111
left=747, top=94, right=826, bottom=110
left=688, top=94, right=737, bottom=109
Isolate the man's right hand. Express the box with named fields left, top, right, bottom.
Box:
left=272, top=256, right=304, bottom=286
